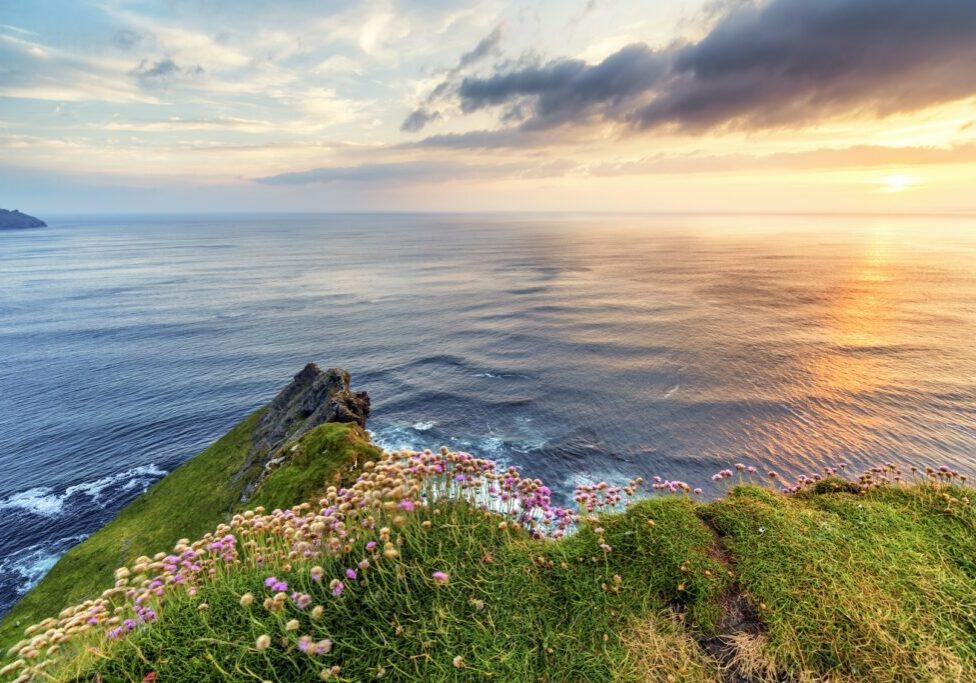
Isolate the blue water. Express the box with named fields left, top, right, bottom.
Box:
left=2, top=213, right=976, bottom=615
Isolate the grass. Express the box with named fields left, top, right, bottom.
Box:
left=2, top=429, right=974, bottom=682
left=246, top=423, right=381, bottom=513
left=701, top=480, right=976, bottom=681
left=84, top=498, right=726, bottom=683
left=0, top=414, right=377, bottom=654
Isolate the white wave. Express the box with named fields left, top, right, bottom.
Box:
left=0, top=464, right=167, bottom=518
left=664, top=385, right=681, bottom=398
left=63, top=463, right=167, bottom=506
left=0, top=534, right=88, bottom=594
left=0, top=487, right=65, bottom=517
left=412, top=421, right=437, bottom=431
left=474, top=372, right=498, bottom=378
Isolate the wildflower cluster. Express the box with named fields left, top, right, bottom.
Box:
left=2, top=443, right=971, bottom=682
left=1, top=446, right=582, bottom=681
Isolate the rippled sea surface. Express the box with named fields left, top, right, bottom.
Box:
left=2, top=213, right=976, bottom=614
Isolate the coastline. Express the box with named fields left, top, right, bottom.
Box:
left=2, top=367, right=974, bottom=682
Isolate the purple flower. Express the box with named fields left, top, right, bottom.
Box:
left=431, top=571, right=450, bottom=584
left=332, top=581, right=344, bottom=597
left=366, top=541, right=377, bottom=551
left=345, top=568, right=357, bottom=581
left=398, top=499, right=415, bottom=511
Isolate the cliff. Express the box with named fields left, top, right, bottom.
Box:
left=0, top=364, right=374, bottom=651
left=1, top=366, right=974, bottom=682
left=0, top=210, right=46, bottom=229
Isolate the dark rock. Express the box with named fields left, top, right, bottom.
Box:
left=235, top=363, right=370, bottom=501
left=0, top=209, right=46, bottom=229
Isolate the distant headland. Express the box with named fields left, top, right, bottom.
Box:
left=0, top=208, right=46, bottom=229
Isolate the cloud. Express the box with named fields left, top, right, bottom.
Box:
left=406, top=128, right=566, bottom=150
left=131, top=58, right=204, bottom=89
left=400, top=108, right=441, bottom=132
left=457, top=25, right=502, bottom=68
left=589, top=142, right=976, bottom=176
left=399, top=25, right=504, bottom=133
left=446, top=0, right=976, bottom=134
left=256, top=157, right=575, bottom=185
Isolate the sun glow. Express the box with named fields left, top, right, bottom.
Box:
left=882, top=174, right=915, bottom=193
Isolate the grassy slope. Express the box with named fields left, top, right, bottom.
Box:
left=90, top=498, right=725, bottom=683
left=247, top=423, right=381, bottom=513
left=704, top=481, right=976, bottom=680
left=3, top=413, right=973, bottom=683
left=81, top=480, right=975, bottom=683
left=0, top=414, right=377, bottom=652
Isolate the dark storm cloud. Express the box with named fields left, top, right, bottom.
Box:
left=452, top=0, right=976, bottom=134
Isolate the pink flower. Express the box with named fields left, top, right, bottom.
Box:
left=431, top=571, right=450, bottom=584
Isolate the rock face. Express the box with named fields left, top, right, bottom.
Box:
left=236, top=363, right=370, bottom=501
left=0, top=209, right=46, bottom=229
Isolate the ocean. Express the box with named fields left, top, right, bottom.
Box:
left=1, top=213, right=975, bottom=616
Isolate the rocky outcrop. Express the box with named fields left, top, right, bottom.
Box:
left=236, top=363, right=370, bottom=501
left=0, top=209, right=46, bottom=229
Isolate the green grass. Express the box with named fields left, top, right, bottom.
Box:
left=701, top=480, right=976, bottom=681
left=81, top=480, right=976, bottom=683
left=4, top=421, right=975, bottom=683
left=247, top=423, right=381, bottom=513
left=0, top=414, right=378, bottom=654
left=86, top=498, right=726, bottom=683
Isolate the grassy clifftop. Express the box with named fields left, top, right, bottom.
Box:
left=1, top=434, right=972, bottom=682
left=0, top=414, right=378, bottom=653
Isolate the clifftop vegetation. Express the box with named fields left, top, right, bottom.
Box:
left=1, top=369, right=973, bottom=682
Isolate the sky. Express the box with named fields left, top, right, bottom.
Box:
left=1, top=0, right=975, bottom=214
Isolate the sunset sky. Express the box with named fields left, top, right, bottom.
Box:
left=2, top=0, right=975, bottom=213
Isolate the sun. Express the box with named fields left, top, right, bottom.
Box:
left=882, top=174, right=915, bottom=193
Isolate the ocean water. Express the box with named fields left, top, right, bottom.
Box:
left=2, top=213, right=975, bottom=615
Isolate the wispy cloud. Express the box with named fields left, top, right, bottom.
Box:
left=400, top=25, right=505, bottom=133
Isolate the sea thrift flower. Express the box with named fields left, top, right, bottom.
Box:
left=345, top=568, right=357, bottom=580
left=256, top=634, right=271, bottom=651
left=240, top=593, right=254, bottom=607
left=264, top=576, right=288, bottom=591
left=310, top=566, right=324, bottom=582
left=431, top=571, right=450, bottom=585
left=286, top=619, right=300, bottom=632
left=330, top=579, right=344, bottom=597
left=453, top=656, right=465, bottom=668
left=291, top=592, right=312, bottom=609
